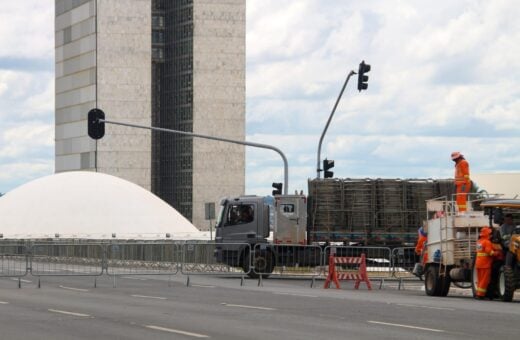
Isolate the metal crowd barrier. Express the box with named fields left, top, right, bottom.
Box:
left=30, top=243, right=104, bottom=276
left=391, top=247, right=418, bottom=278
left=182, top=242, right=250, bottom=276
left=0, top=244, right=29, bottom=278
left=323, top=246, right=393, bottom=279
left=252, top=244, right=323, bottom=280
left=106, top=242, right=180, bottom=276
left=0, top=241, right=422, bottom=287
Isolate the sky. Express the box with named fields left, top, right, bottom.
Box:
left=1, top=0, right=519, bottom=197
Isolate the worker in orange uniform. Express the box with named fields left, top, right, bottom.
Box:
left=475, top=227, right=498, bottom=299
left=451, top=152, right=471, bottom=213
left=413, top=226, right=428, bottom=277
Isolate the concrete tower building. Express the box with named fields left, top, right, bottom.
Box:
left=55, top=0, right=245, bottom=229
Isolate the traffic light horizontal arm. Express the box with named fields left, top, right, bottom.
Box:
left=100, top=118, right=289, bottom=195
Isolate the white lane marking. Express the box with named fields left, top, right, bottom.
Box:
left=368, top=321, right=444, bottom=333
left=273, top=292, right=317, bottom=298
left=191, top=284, right=215, bottom=288
left=0, top=301, right=9, bottom=304
left=221, top=303, right=276, bottom=311
left=131, top=294, right=167, bottom=300
left=396, top=303, right=455, bottom=311
left=48, top=309, right=91, bottom=318
left=59, top=285, right=89, bottom=292
left=122, top=276, right=147, bottom=281
left=145, top=325, right=209, bottom=338
left=11, top=278, right=32, bottom=283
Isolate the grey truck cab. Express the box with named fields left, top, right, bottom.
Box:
left=214, top=194, right=308, bottom=278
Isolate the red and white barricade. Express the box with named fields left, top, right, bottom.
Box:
left=324, top=253, right=372, bottom=290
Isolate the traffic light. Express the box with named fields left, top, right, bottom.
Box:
left=272, top=182, right=283, bottom=196
left=323, top=159, right=334, bottom=178
left=88, top=108, right=105, bottom=139
left=357, top=60, right=371, bottom=91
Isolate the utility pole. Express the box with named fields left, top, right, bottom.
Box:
left=316, top=61, right=371, bottom=179
left=316, top=71, right=355, bottom=179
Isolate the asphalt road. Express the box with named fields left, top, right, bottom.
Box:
left=0, top=274, right=518, bottom=340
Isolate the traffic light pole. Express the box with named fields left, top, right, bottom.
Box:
left=98, top=118, right=289, bottom=195
left=316, top=70, right=356, bottom=179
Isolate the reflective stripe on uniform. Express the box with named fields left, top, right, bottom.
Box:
left=476, top=287, right=487, bottom=293
left=477, top=253, right=489, bottom=257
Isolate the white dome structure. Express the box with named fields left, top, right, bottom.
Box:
left=0, top=171, right=206, bottom=239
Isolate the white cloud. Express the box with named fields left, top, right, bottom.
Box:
left=0, top=0, right=519, bottom=200
left=23, top=76, right=55, bottom=117
left=245, top=0, right=520, bottom=197
left=0, top=121, right=54, bottom=193
left=0, top=70, right=54, bottom=119
left=0, top=161, right=53, bottom=194
left=247, top=1, right=330, bottom=62
left=0, top=1, right=54, bottom=59
left=0, top=122, right=54, bottom=159
left=246, top=132, right=520, bottom=195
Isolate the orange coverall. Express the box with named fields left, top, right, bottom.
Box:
left=415, top=233, right=428, bottom=265
left=475, top=230, right=495, bottom=297
left=454, top=159, right=471, bottom=212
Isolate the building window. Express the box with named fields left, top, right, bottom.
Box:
left=152, top=15, right=165, bottom=28
left=152, top=31, right=164, bottom=44
left=152, top=47, right=164, bottom=60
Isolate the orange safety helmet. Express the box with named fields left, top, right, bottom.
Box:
left=480, top=227, right=492, bottom=238
left=451, top=151, right=462, bottom=160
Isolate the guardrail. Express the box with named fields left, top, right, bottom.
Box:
left=0, top=244, right=29, bottom=278
left=106, top=242, right=180, bottom=276
left=391, top=247, right=419, bottom=278
left=252, top=244, right=323, bottom=285
left=183, top=242, right=251, bottom=286
left=182, top=242, right=249, bottom=275
left=0, top=242, right=422, bottom=288
left=31, top=243, right=104, bottom=277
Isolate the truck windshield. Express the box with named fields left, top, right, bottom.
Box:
left=215, top=203, right=226, bottom=228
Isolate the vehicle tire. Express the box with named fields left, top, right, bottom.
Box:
left=486, top=261, right=502, bottom=300
left=439, top=269, right=451, bottom=297
left=425, top=265, right=441, bottom=296
left=254, top=250, right=275, bottom=279
left=498, top=265, right=515, bottom=302
left=242, top=251, right=257, bottom=278
left=244, top=250, right=274, bottom=279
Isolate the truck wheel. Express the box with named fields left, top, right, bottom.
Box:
left=425, top=265, right=441, bottom=296
left=253, top=251, right=274, bottom=279
left=498, top=265, right=515, bottom=302
left=242, top=251, right=256, bottom=278
left=439, top=270, right=451, bottom=297
left=244, top=251, right=274, bottom=279
left=486, top=260, right=503, bottom=300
